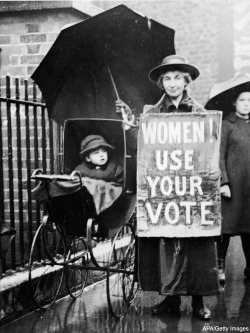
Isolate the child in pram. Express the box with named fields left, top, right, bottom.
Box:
left=74, top=134, right=123, bottom=184
left=74, top=134, right=124, bottom=239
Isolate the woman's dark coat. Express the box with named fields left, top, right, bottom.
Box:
left=138, top=92, right=219, bottom=296
left=220, top=113, right=250, bottom=234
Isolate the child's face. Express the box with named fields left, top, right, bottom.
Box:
left=86, top=147, right=108, bottom=166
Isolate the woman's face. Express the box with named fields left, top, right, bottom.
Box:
left=161, top=71, right=187, bottom=99
left=235, top=92, right=250, bottom=116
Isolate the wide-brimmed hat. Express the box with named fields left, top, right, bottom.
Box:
left=205, top=73, right=250, bottom=117
left=149, top=55, right=200, bottom=83
left=80, top=135, right=114, bottom=156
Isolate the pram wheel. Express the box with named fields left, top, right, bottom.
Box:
left=106, top=223, right=138, bottom=319
left=65, top=237, right=89, bottom=298
left=42, top=216, right=66, bottom=264
left=87, top=218, right=111, bottom=268
left=28, top=223, right=65, bottom=310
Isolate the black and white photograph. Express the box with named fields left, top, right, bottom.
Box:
left=0, top=1, right=250, bottom=332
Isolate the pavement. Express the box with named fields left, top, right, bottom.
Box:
left=1, top=236, right=250, bottom=333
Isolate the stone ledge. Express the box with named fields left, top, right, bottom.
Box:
left=0, top=1, right=103, bottom=17
left=0, top=236, right=130, bottom=326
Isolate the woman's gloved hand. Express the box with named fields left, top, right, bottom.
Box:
left=115, top=99, right=138, bottom=129
left=220, top=184, right=231, bottom=198
left=115, top=99, right=132, bottom=116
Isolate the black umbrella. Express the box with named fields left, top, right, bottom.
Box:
left=205, top=73, right=250, bottom=117
left=32, top=5, right=175, bottom=121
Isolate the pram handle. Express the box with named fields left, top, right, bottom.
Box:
left=31, top=169, right=81, bottom=182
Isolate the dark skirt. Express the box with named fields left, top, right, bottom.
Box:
left=138, top=237, right=219, bottom=296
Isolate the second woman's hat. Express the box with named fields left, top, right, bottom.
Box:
left=149, top=55, right=200, bottom=83
left=205, top=73, right=250, bottom=117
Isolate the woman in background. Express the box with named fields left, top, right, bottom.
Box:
left=218, top=88, right=250, bottom=283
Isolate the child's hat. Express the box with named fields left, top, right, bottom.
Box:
left=80, top=135, right=114, bottom=156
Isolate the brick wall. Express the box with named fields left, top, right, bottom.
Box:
left=233, top=0, right=250, bottom=74
left=0, top=8, right=89, bottom=81
left=1, top=2, right=247, bottom=105
left=94, top=0, right=234, bottom=105
left=0, top=2, right=238, bottom=105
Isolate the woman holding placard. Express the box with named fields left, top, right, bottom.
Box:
left=115, top=55, right=219, bottom=320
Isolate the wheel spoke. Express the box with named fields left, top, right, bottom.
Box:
left=28, top=223, right=65, bottom=310
left=65, top=237, right=89, bottom=298
left=106, top=224, right=138, bottom=318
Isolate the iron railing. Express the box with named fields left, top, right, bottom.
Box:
left=0, top=75, right=60, bottom=274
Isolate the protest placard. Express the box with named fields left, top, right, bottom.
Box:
left=137, top=112, right=222, bottom=237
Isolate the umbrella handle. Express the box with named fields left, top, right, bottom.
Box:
left=120, top=106, right=139, bottom=128
left=108, top=67, right=139, bottom=127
